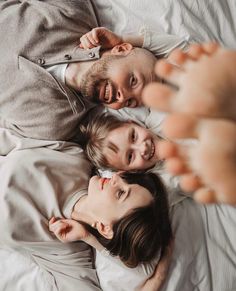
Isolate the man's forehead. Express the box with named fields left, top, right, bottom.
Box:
left=107, top=57, right=131, bottom=74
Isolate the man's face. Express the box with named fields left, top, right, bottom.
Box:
left=80, top=49, right=157, bottom=109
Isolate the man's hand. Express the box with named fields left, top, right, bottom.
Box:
left=49, top=217, right=89, bottom=243
left=138, top=240, right=174, bottom=291
left=79, top=27, right=122, bottom=50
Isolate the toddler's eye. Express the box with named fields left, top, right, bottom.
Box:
left=131, top=129, right=136, bottom=142
left=128, top=152, right=133, bottom=164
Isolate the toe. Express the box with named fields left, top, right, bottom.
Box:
left=159, top=141, right=178, bottom=159
left=142, top=82, right=175, bottom=112
left=186, top=44, right=207, bottom=60
left=165, top=157, right=189, bottom=175
left=155, top=60, right=182, bottom=87
left=194, top=187, right=217, bottom=204
left=168, top=49, right=188, bottom=66
left=202, top=42, right=219, bottom=54
left=162, top=113, right=199, bottom=139
left=179, top=173, right=203, bottom=192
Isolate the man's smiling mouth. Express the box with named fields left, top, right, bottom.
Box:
left=99, top=80, right=117, bottom=104
left=99, top=81, right=114, bottom=104
left=104, top=81, right=110, bottom=101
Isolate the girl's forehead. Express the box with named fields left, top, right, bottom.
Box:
left=110, top=121, right=143, bottom=133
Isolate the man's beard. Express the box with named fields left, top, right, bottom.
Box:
left=80, top=55, right=123, bottom=104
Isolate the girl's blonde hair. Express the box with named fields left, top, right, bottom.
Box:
left=79, top=112, right=127, bottom=169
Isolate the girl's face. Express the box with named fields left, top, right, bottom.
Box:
left=103, top=123, right=160, bottom=171
left=87, top=173, right=152, bottom=224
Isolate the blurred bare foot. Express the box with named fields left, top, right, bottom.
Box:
left=143, top=43, right=236, bottom=205
left=143, top=43, right=236, bottom=121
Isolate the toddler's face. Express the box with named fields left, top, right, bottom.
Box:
left=103, top=123, right=160, bottom=171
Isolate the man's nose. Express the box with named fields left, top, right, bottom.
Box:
left=116, top=89, right=128, bottom=103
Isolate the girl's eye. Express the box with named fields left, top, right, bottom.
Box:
left=131, top=129, right=136, bottom=142
left=117, top=189, right=125, bottom=199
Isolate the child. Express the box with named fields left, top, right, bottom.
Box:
left=79, top=112, right=164, bottom=172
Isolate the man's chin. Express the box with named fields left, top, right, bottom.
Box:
left=105, top=103, right=123, bottom=110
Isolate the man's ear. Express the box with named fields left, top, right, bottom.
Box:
left=111, top=43, right=133, bottom=56
left=96, top=221, right=114, bottom=239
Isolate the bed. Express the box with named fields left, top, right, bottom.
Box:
left=1, top=0, right=236, bottom=290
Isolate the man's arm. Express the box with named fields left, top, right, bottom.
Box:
left=79, top=27, right=144, bottom=49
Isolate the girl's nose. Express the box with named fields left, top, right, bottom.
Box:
left=139, top=141, right=149, bottom=159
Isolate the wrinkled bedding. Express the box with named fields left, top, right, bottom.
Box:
left=96, top=196, right=236, bottom=291
left=94, top=0, right=236, bottom=48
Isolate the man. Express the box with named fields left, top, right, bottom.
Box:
left=0, top=0, right=187, bottom=141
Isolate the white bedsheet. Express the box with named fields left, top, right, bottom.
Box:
left=94, top=0, right=236, bottom=48
left=0, top=247, right=52, bottom=291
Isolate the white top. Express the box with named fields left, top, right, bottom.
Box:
left=45, top=63, right=68, bottom=84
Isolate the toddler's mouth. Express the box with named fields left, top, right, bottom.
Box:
left=148, top=140, right=155, bottom=160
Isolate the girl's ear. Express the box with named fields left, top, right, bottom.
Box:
left=96, top=221, right=114, bottom=239
left=111, top=43, right=133, bottom=56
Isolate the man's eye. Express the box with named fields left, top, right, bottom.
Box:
left=126, top=99, right=133, bottom=107
left=126, top=98, right=137, bottom=108
left=117, top=189, right=125, bottom=199
left=130, top=74, right=137, bottom=87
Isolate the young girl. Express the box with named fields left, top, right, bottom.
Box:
left=49, top=171, right=172, bottom=268
left=79, top=112, right=164, bottom=172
